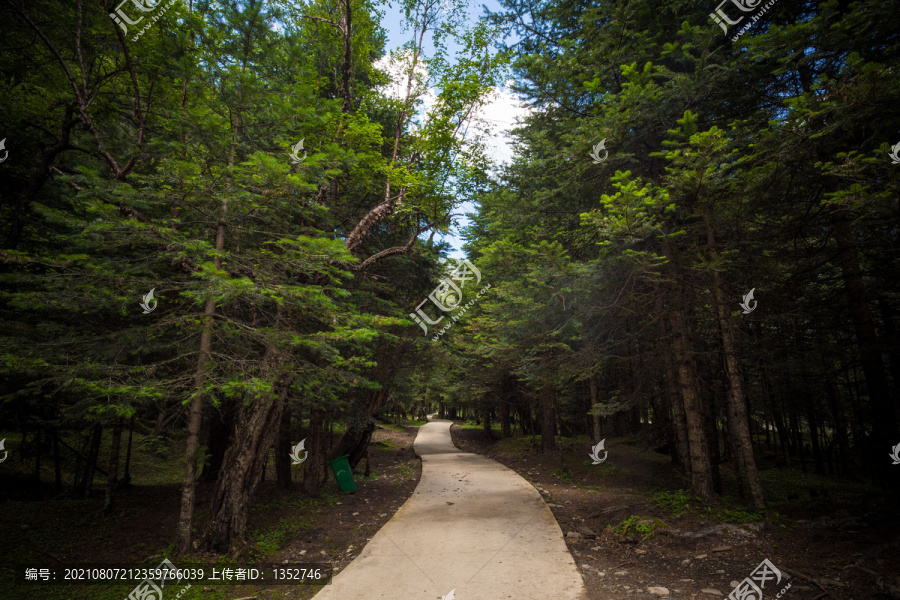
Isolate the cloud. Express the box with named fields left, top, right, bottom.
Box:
left=374, top=58, right=529, bottom=255
left=466, top=81, right=531, bottom=166
left=375, top=55, right=529, bottom=167
left=373, top=52, right=437, bottom=111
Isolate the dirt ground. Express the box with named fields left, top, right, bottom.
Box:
left=5, top=421, right=899, bottom=600
left=1, top=423, right=423, bottom=600
left=450, top=425, right=900, bottom=600
left=264, top=424, right=423, bottom=599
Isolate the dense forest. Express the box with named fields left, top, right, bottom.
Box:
left=1, top=0, right=898, bottom=566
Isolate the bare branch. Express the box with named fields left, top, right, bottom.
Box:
left=101, top=0, right=146, bottom=179
left=352, top=220, right=443, bottom=271
left=301, top=14, right=339, bottom=28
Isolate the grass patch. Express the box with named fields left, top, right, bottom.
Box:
left=455, top=420, right=503, bottom=435
left=649, top=465, right=877, bottom=524
left=611, top=515, right=669, bottom=538
left=550, top=468, right=573, bottom=483
left=373, top=438, right=401, bottom=449
left=0, top=429, right=186, bottom=488
left=757, top=468, right=876, bottom=509
left=651, top=489, right=765, bottom=523
left=378, top=420, right=427, bottom=432
left=392, top=463, right=417, bottom=483
left=494, top=435, right=534, bottom=453
left=252, top=511, right=313, bottom=557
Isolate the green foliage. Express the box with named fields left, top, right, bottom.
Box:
left=138, top=435, right=171, bottom=459
left=652, top=489, right=693, bottom=516
left=612, top=515, right=668, bottom=538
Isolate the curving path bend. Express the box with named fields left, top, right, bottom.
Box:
left=311, top=418, right=587, bottom=600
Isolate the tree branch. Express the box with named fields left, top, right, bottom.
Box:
left=102, top=0, right=146, bottom=179
left=301, top=14, right=339, bottom=28
left=352, top=220, right=443, bottom=271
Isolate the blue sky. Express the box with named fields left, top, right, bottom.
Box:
left=377, top=0, right=526, bottom=258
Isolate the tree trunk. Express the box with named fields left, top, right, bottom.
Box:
left=770, top=404, right=790, bottom=468
left=705, top=384, right=723, bottom=496
left=121, top=415, right=134, bottom=488
left=203, top=404, right=233, bottom=483
left=199, top=350, right=291, bottom=556
left=668, top=305, right=715, bottom=500
left=34, top=428, right=42, bottom=482
left=589, top=374, right=603, bottom=444
left=806, top=402, right=825, bottom=476
left=541, top=386, right=556, bottom=451
left=348, top=423, right=375, bottom=471
left=500, top=377, right=513, bottom=439
left=177, top=191, right=228, bottom=554
left=790, top=410, right=806, bottom=472
left=275, top=403, right=292, bottom=488
left=661, top=238, right=715, bottom=499
left=304, top=408, right=327, bottom=494
left=53, top=428, right=62, bottom=492
left=332, top=389, right=388, bottom=470
left=831, top=207, right=898, bottom=491
left=662, top=330, right=690, bottom=473
left=703, top=209, right=765, bottom=509
left=81, top=423, right=103, bottom=499
left=824, top=377, right=853, bottom=478
left=338, top=0, right=353, bottom=113
left=103, top=418, right=123, bottom=514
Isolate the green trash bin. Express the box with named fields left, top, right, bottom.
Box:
left=327, top=455, right=357, bottom=493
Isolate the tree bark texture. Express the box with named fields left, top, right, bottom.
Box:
left=198, top=349, right=291, bottom=556
left=668, top=305, right=715, bottom=500
left=304, top=408, right=327, bottom=494
left=708, top=267, right=765, bottom=509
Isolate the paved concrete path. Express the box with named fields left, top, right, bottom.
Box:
left=312, top=418, right=587, bottom=600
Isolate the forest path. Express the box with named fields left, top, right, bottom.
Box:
left=311, top=418, right=587, bottom=600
